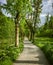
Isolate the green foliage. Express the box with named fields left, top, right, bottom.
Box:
left=37, top=29, right=53, bottom=37
left=49, top=16, right=53, bottom=29
left=0, top=14, right=15, bottom=49
left=0, top=13, right=24, bottom=65
left=1, top=0, right=32, bottom=47
left=0, top=58, right=12, bottom=65
left=26, top=0, right=42, bottom=42
left=19, top=19, right=26, bottom=37
left=0, top=14, right=9, bottom=39
left=1, top=0, right=32, bottom=18
left=42, top=44, right=53, bottom=64
left=33, top=0, right=42, bottom=26
left=19, top=19, right=30, bottom=39
left=34, top=37, right=53, bottom=65
left=0, top=41, right=24, bottom=65
left=0, top=0, right=31, bottom=65
left=37, top=16, right=53, bottom=37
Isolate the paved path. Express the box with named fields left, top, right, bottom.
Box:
left=13, top=38, right=49, bottom=65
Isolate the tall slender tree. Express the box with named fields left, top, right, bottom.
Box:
left=27, top=0, right=42, bottom=42
left=1, top=0, right=32, bottom=47
left=32, top=0, right=42, bottom=42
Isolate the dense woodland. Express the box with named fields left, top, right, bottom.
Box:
left=0, top=0, right=53, bottom=65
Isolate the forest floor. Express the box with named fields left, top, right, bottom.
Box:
left=13, top=38, right=50, bottom=65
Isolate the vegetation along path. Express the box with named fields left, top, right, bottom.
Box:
left=13, top=38, right=49, bottom=65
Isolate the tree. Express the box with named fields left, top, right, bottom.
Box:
left=32, top=0, right=42, bottom=42
left=25, top=19, right=34, bottom=40
left=1, top=0, right=32, bottom=47
left=25, top=0, right=42, bottom=42
left=43, top=14, right=49, bottom=30
left=49, top=16, right=53, bottom=29
left=37, top=15, right=53, bottom=37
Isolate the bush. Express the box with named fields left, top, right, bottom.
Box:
left=0, top=41, right=24, bottom=65
left=0, top=13, right=24, bottom=65
left=34, top=38, right=53, bottom=65
left=37, top=29, right=53, bottom=37
left=0, top=58, right=12, bottom=65
left=42, top=44, right=53, bottom=64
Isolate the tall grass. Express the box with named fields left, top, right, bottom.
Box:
left=34, top=37, right=53, bottom=65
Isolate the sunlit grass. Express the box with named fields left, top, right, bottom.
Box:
left=34, top=37, right=53, bottom=65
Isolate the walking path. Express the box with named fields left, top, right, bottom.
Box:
left=13, top=38, right=49, bottom=65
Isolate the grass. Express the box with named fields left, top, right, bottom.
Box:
left=34, top=37, right=53, bottom=65
left=0, top=41, right=24, bottom=65
left=0, top=57, right=12, bottom=65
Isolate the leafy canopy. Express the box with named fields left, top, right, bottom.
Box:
left=1, top=0, right=32, bottom=18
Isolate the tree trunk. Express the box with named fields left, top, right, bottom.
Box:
left=32, top=32, right=35, bottom=43
left=28, top=31, right=31, bottom=40
left=30, top=31, right=32, bottom=40
left=15, top=22, right=19, bottom=47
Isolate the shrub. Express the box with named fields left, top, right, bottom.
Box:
left=0, top=58, right=12, bottom=65
left=35, top=38, right=53, bottom=65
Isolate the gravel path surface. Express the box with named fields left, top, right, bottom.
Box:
left=13, top=38, right=49, bottom=65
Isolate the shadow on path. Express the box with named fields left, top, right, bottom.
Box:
left=14, top=60, right=45, bottom=64
left=13, top=38, right=50, bottom=65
